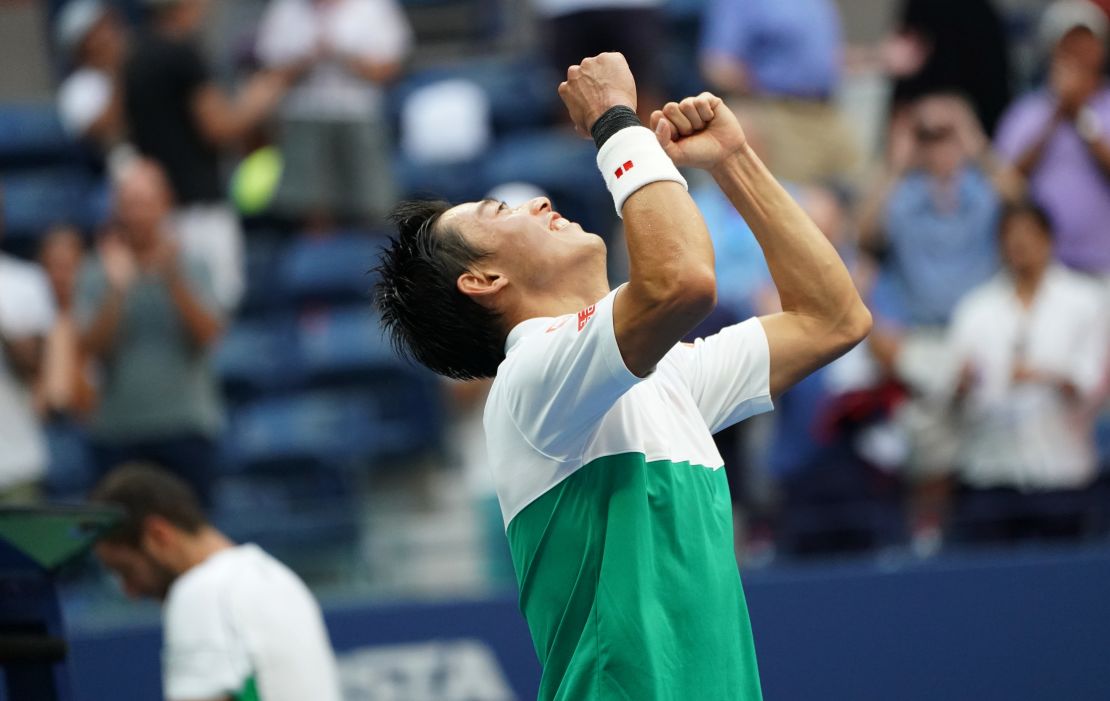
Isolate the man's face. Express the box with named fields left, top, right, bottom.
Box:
left=94, top=541, right=176, bottom=601
left=1000, top=213, right=1053, bottom=277
left=441, top=196, right=607, bottom=296
left=115, top=163, right=171, bottom=248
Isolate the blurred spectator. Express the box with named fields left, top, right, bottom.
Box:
left=77, top=160, right=224, bottom=505
left=55, top=0, right=128, bottom=151
left=950, top=202, right=1107, bottom=488
left=946, top=203, right=1108, bottom=536
left=859, top=94, right=1011, bottom=547
left=124, top=0, right=292, bottom=310
left=699, top=0, right=860, bottom=183
left=91, top=463, right=343, bottom=701
left=35, top=225, right=97, bottom=420
left=0, top=194, right=55, bottom=504
left=860, top=95, right=1008, bottom=334
left=256, top=0, right=412, bottom=228
left=885, top=0, right=1012, bottom=135
left=532, top=0, right=665, bottom=123
left=995, top=1, right=1110, bottom=278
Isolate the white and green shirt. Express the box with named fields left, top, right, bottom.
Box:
left=162, top=544, right=342, bottom=701
left=485, top=287, right=773, bottom=700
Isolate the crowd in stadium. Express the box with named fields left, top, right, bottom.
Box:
left=1, top=0, right=1109, bottom=590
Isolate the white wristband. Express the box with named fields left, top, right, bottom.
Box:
left=596, top=126, right=687, bottom=217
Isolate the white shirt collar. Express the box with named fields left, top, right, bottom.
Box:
left=505, top=316, right=558, bottom=353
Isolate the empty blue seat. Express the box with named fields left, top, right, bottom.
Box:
left=297, top=306, right=401, bottom=383
left=224, top=386, right=443, bottom=473
left=387, top=55, right=558, bottom=138
left=0, top=169, right=102, bottom=240
left=239, top=236, right=286, bottom=315
left=483, top=130, right=614, bottom=236
left=281, top=233, right=386, bottom=305
left=214, top=316, right=301, bottom=400
left=0, top=103, right=75, bottom=168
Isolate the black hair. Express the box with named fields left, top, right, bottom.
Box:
left=90, top=463, right=207, bottom=547
left=373, top=200, right=506, bottom=380
left=999, top=200, right=1055, bottom=241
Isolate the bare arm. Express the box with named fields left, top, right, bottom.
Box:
left=165, top=270, right=222, bottom=349
left=81, top=287, right=127, bottom=358
left=651, top=95, right=871, bottom=395
left=191, top=71, right=289, bottom=146
left=559, top=54, right=717, bottom=378
left=0, top=334, right=43, bottom=381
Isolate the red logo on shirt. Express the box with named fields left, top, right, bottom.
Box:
left=614, top=160, right=634, bottom=179
left=577, top=304, right=596, bottom=331
left=546, top=317, right=570, bottom=333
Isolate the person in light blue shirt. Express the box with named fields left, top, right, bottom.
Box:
left=700, top=0, right=842, bottom=99
left=699, top=0, right=860, bottom=183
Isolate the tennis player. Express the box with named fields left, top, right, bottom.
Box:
left=91, top=464, right=342, bottom=701
left=375, top=52, right=871, bottom=700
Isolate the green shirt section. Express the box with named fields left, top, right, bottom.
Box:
left=507, top=453, right=762, bottom=701
left=235, top=676, right=260, bottom=701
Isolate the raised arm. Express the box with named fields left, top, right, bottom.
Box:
left=651, top=94, right=871, bottom=395
left=559, top=53, right=717, bottom=377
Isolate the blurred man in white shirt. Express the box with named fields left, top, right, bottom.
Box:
left=948, top=202, right=1108, bottom=490
left=92, top=463, right=342, bottom=701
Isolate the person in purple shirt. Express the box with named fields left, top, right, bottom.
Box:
left=995, top=2, right=1110, bottom=276
left=699, top=0, right=860, bottom=183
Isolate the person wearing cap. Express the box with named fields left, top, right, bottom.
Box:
left=995, top=0, right=1110, bottom=281
left=122, top=0, right=296, bottom=312
left=55, top=0, right=127, bottom=149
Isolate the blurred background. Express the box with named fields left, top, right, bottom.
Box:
left=1, top=0, right=1110, bottom=698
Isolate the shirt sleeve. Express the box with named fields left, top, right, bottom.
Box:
left=256, top=0, right=317, bottom=67
left=993, top=95, right=1046, bottom=164
left=1066, top=286, right=1109, bottom=399
left=333, top=0, right=413, bottom=62
left=0, top=265, right=55, bottom=339
left=184, top=258, right=222, bottom=319
left=57, top=70, right=111, bottom=137
left=666, top=317, right=774, bottom=434
left=503, top=287, right=644, bottom=461
left=163, top=578, right=250, bottom=701
left=74, top=262, right=107, bottom=332
left=700, top=0, right=753, bottom=61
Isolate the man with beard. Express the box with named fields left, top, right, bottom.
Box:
left=91, top=463, right=342, bottom=701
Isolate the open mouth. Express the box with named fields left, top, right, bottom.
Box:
left=549, top=212, right=572, bottom=231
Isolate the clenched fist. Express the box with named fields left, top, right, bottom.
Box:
left=650, top=93, right=748, bottom=172
left=558, top=53, right=637, bottom=136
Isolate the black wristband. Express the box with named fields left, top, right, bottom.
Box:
left=591, top=106, right=641, bottom=149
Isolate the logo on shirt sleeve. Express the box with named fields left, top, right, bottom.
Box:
left=577, top=304, right=596, bottom=331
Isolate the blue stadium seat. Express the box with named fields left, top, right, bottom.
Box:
left=387, top=55, right=559, bottom=138
left=0, top=169, right=104, bottom=240
left=214, top=315, right=301, bottom=401
left=0, top=103, right=76, bottom=168
left=297, top=306, right=401, bottom=384
left=224, top=382, right=444, bottom=474
left=483, top=130, right=614, bottom=236
left=394, top=153, right=490, bottom=204
left=211, top=470, right=360, bottom=557
left=239, top=235, right=286, bottom=315
left=280, top=233, right=386, bottom=305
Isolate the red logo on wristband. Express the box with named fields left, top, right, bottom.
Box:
left=614, top=160, right=635, bottom=179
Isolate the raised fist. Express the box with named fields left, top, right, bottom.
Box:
left=649, top=93, right=747, bottom=171
left=558, top=53, right=637, bottom=137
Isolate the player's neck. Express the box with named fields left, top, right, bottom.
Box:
left=510, top=283, right=611, bottom=328
left=177, top=527, right=236, bottom=574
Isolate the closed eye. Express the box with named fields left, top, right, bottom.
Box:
left=497, top=202, right=508, bottom=214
